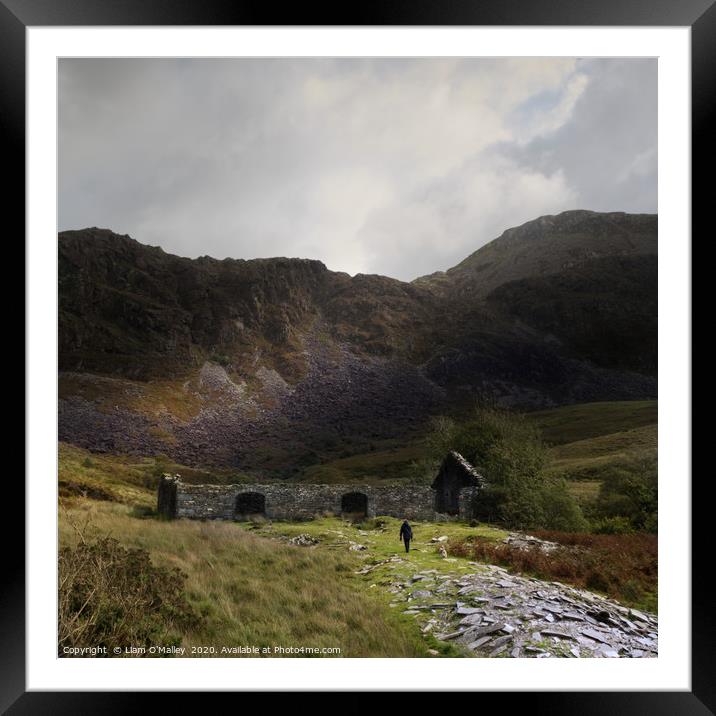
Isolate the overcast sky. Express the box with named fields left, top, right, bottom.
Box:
left=59, top=58, right=656, bottom=281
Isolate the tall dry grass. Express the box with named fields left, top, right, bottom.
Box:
left=448, top=530, right=657, bottom=612
left=59, top=515, right=199, bottom=656
left=59, top=500, right=428, bottom=657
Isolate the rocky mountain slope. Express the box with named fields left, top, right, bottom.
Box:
left=59, top=210, right=657, bottom=474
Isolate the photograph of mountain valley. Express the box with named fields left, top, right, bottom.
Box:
left=58, top=57, right=658, bottom=659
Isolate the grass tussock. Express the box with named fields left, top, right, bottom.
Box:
left=59, top=501, right=431, bottom=657
left=59, top=522, right=200, bottom=656
left=447, top=530, right=657, bottom=612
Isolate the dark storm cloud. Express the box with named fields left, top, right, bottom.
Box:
left=58, top=58, right=656, bottom=281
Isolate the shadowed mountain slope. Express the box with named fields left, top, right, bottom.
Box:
left=59, top=210, right=657, bottom=474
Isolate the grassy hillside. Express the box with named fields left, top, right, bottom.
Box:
left=549, top=425, right=656, bottom=476
left=60, top=501, right=440, bottom=657
left=297, top=401, right=657, bottom=494
left=299, top=441, right=431, bottom=485
left=528, top=400, right=657, bottom=445
left=58, top=443, right=255, bottom=506
left=527, top=401, right=657, bottom=509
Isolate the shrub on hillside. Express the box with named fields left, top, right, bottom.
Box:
left=427, top=405, right=586, bottom=531
left=590, top=515, right=634, bottom=534
left=209, top=352, right=231, bottom=367
left=59, top=536, right=200, bottom=656
left=590, top=456, right=657, bottom=532
left=539, top=479, right=589, bottom=532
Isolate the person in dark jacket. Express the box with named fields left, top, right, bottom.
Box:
left=399, top=520, right=413, bottom=553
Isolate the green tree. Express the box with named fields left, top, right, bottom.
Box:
left=426, top=404, right=585, bottom=531
left=540, top=479, right=588, bottom=532
left=592, top=456, right=657, bottom=532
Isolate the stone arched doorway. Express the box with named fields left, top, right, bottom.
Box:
left=341, top=491, right=368, bottom=519
left=234, top=492, right=266, bottom=519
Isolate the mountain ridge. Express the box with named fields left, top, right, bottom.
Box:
left=58, top=209, right=657, bottom=473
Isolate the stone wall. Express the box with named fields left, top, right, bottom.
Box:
left=157, top=473, right=178, bottom=516
left=157, top=476, right=479, bottom=522
left=458, top=486, right=480, bottom=518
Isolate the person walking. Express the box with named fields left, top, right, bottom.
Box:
left=399, top=519, right=413, bottom=553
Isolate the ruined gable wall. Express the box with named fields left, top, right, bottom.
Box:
left=458, top=486, right=480, bottom=519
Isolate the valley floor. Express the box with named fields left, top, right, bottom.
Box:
left=57, top=400, right=658, bottom=659
left=59, top=501, right=657, bottom=658
left=243, top=517, right=658, bottom=658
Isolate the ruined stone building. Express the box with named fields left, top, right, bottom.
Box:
left=158, top=451, right=485, bottom=522
left=431, top=450, right=485, bottom=515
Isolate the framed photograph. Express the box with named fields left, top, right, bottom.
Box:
left=13, top=0, right=705, bottom=711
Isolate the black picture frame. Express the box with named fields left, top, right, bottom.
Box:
left=9, top=1, right=705, bottom=712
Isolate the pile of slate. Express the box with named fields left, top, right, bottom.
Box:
left=394, top=564, right=657, bottom=658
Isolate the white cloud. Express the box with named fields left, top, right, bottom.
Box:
left=355, top=155, right=577, bottom=279
left=59, top=57, right=656, bottom=281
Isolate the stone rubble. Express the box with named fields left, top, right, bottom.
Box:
left=389, top=564, right=657, bottom=658
left=502, top=532, right=562, bottom=554
left=349, top=542, right=368, bottom=551
left=59, top=327, right=447, bottom=472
